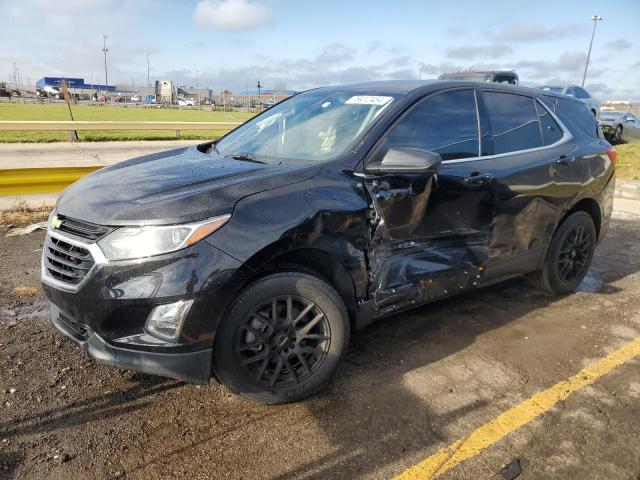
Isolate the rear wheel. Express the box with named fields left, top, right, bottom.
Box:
left=530, top=211, right=596, bottom=295
left=213, top=271, right=349, bottom=404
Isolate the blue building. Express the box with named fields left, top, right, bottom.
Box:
left=36, top=77, right=116, bottom=92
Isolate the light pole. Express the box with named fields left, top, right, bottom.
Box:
left=581, top=15, right=602, bottom=88
left=145, top=52, right=150, bottom=87
left=101, top=34, right=109, bottom=96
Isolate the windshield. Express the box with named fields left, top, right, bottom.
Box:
left=215, top=90, right=398, bottom=163
left=493, top=73, right=518, bottom=84
left=443, top=73, right=494, bottom=82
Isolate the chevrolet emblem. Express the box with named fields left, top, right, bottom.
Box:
left=51, top=215, right=62, bottom=229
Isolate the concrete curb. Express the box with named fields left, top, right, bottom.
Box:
left=615, top=180, right=640, bottom=200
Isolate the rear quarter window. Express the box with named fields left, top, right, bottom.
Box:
left=554, top=97, right=600, bottom=138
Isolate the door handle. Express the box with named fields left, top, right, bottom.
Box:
left=464, top=173, right=494, bottom=185
left=555, top=155, right=576, bottom=166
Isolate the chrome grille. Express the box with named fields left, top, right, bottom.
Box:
left=44, top=235, right=95, bottom=285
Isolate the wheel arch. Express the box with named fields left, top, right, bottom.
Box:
left=537, top=197, right=602, bottom=271
left=237, top=241, right=365, bottom=327
left=566, top=197, right=602, bottom=240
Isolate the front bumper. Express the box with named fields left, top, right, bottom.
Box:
left=51, top=304, right=212, bottom=383
left=42, top=228, right=247, bottom=384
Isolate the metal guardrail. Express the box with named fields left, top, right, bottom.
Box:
left=0, top=121, right=241, bottom=131
left=0, top=121, right=244, bottom=196
left=0, top=167, right=102, bottom=196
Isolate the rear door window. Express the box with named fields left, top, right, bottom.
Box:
left=385, top=89, right=479, bottom=161
left=482, top=91, right=542, bottom=154
left=535, top=102, right=563, bottom=145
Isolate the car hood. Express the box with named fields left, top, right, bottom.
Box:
left=56, top=145, right=318, bottom=226
left=599, top=116, right=621, bottom=123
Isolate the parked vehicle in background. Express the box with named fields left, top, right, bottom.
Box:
left=177, top=97, right=196, bottom=106
left=36, top=85, right=61, bottom=99
left=599, top=111, right=640, bottom=143
left=42, top=81, right=615, bottom=404
left=0, top=82, right=11, bottom=97
left=439, top=70, right=518, bottom=84
left=539, top=85, right=599, bottom=117
left=130, top=95, right=141, bottom=103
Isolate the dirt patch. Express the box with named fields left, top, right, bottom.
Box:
left=0, top=201, right=51, bottom=227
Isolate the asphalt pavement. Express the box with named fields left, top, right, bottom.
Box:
left=1, top=209, right=639, bottom=479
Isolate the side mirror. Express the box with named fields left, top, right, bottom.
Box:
left=367, top=147, right=442, bottom=175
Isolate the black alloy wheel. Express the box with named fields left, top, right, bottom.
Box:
left=556, top=225, right=591, bottom=282
left=530, top=211, right=596, bottom=295
left=236, top=295, right=331, bottom=388
left=213, top=271, right=349, bottom=404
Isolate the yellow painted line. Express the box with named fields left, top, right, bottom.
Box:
left=0, top=167, right=101, bottom=196
left=394, top=336, right=640, bottom=480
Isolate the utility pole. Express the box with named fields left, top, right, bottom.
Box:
left=581, top=15, right=602, bottom=88
left=145, top=52, right=150, bottom=87
left=256, top=80, right=261, bottom=110
left=101, top=34, right=109, bottom=96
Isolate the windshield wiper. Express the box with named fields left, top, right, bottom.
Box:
left=228, top=152, right=266, bottom=164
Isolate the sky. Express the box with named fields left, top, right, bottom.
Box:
left=1, top=0, right=639, bottom=100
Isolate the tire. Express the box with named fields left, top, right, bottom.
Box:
left=213, top=271, right=350, bottom=404
left=530, top=211, right=596, bottom=295
left=615, top=125, right=623, bottom=144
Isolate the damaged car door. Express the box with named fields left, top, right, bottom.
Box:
left=362, top=88, right=497, bottom=315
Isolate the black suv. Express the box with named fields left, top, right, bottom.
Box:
left=42, top=81, right=615, bottom=403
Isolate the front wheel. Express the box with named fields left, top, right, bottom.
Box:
left=530, top=211, right=596, bottom=295
left=213, top=271, right=349, bottom=404
left=615, top=125, right=623, bottom=144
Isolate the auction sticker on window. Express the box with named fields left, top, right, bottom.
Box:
left=345, top=95, right=393, bottom=106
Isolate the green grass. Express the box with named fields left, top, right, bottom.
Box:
left=0, top=103, right=254, bottom=142
left=615, top=143, right=640, bottom=181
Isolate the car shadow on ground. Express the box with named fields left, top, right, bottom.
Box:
left=0, top=375, right=183, bottom=439
left=272, top=216, right=640, bottom=480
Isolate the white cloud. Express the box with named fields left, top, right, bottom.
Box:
left=496, top=23, right=585, bottom=43
left=446, top=44, right=513, bottom=60
left=604, top=39, right=631, bottom=51
left=193, top=0, right=272, bottom=31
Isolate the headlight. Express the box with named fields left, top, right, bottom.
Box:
left=97, top=214, right=231, bottom=261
